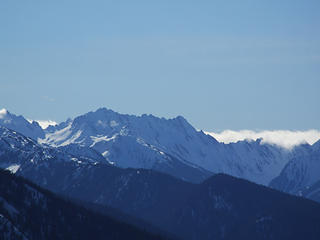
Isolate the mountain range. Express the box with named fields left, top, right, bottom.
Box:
left=1, top=126, right=320, bottom=239
left=3, top=107, right=318, bottom=186
left=1, top=107, right=320, bottom=239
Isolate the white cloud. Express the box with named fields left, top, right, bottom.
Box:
left=42, top=96, right=55, bottom=102
left=204, top=130, right=320, bottom=149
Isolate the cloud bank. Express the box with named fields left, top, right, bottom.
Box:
left=205, top=130, right=320, bottom=149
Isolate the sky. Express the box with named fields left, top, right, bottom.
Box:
left=0, top=0, right=319, bottom=131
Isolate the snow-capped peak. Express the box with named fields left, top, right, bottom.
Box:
left=0, top=109, right=44, bottom=140
left=35, top=120, right=58, bottom=129
left=0, top=108, right=8, bottom=118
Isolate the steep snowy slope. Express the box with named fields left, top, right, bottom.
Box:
left=39, top=108, right=291, bottom=185
left=270, top=140, right=320, bottom=200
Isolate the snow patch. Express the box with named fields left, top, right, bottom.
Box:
left=6, top=164, right=20, bottom=173
left=97, top=120, right=108, bottom=128
left=40, top=124, right=73, bottom=146
left=110, top=120, right=119, bottom=127
left=35, top=120, right=57, bottom=129
left=102, top=150, right=109, bottom=156
left=60, top=130, right=82, bottom=146
left=90, top=134, right=117, bottom=147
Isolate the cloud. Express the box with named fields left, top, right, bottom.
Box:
left=204, top=130, right=320, bottom=149
left=42, top=96, right=55, bottom=102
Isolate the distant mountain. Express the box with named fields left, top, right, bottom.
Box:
left=0, top=108, right=44, bottom=140
left=270, top=140, right=320, bottom=202
left=39, top=107, right=292, bottom=185
left=0, top=169, right=164, bottom=240
left=0, top=108, right=212, bottom=183
left=0, top=125, right=109, bottom=178
left=1, top=107, right=319, bottom=185
left=1, top=126, right=320, bottom=239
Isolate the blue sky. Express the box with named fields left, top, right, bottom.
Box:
left=1, top=0, right=319, bottom=131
